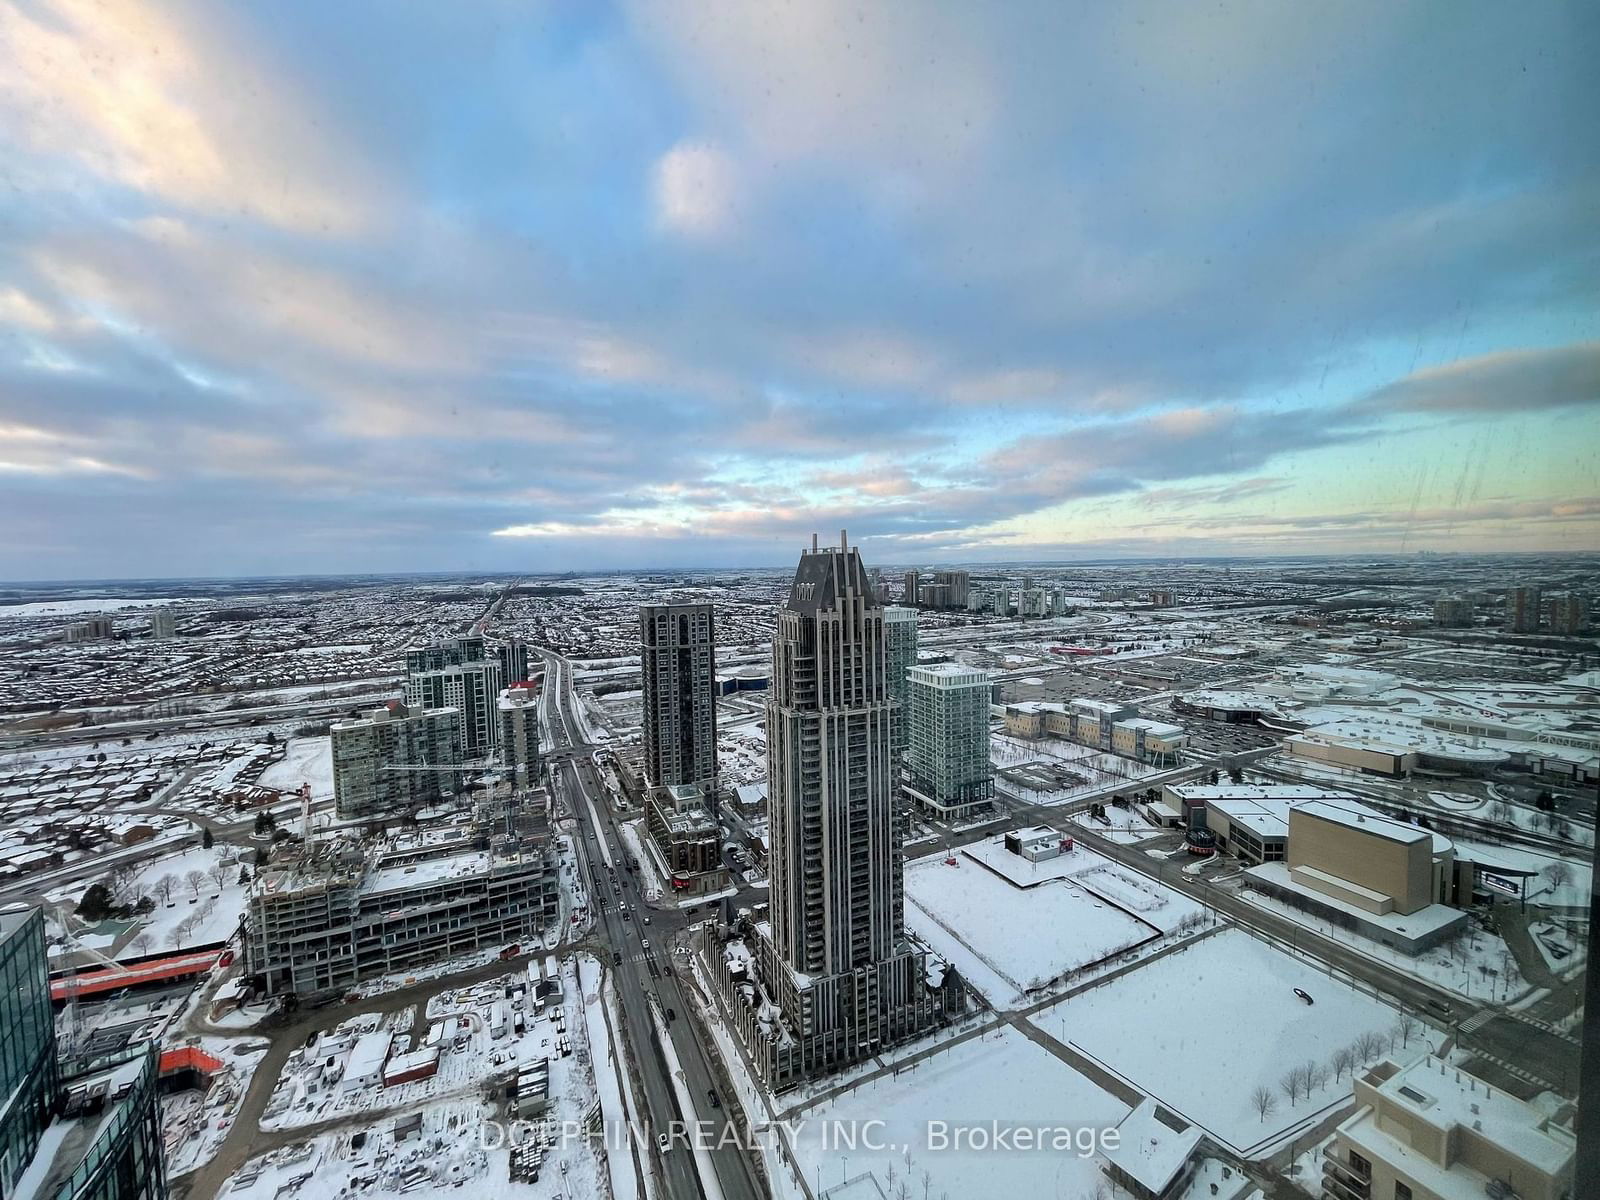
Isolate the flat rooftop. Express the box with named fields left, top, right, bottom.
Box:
left=1339, top=1055, right=1574, bottom=1196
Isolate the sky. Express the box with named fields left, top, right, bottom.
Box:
left=0, top=0, right=1596, bottom=580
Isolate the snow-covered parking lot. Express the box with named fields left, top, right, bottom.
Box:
left=1033, top=928, right=1433, bottom=1155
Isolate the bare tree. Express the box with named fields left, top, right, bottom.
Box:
left=1394, top=1012, right=1418, bottom=1049
left=1331, top=1044, right=1357, bottom=1081
left=129, top=932, right=153, bottom=957
left=206, top=862, right=229, bottom=891
left=1250, top=1085, right=1277, bottom=1122
left=1304, top=1060, right=1326, bottom=1096
left=1280, top=1068, right=1302, bottom=1107
left=184, top=869, right=206, bottom=899
left=1488, top=799, right=1513, bottom=824
left=1547, top=862, right=1572, bottom=894
left=108, top=864, right=138, bottom=906
left=1355, top=1031, right=1386, bottom=1062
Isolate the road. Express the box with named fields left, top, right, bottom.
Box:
left=542, top=652, right=766, bottom=1200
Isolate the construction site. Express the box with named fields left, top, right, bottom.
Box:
left=243, top=789, right=560, bottom=999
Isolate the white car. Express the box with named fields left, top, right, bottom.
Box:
left=657, top=1133, right=670, bottom=1153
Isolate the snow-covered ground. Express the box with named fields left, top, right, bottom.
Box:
left=906, top=851, right=1151, bottom=1005
left=1235, top=886, right=1530, bottom=1003
left=991, top=732, right=1163, bottom=805
left=256, top=736, right=334, bottom=802
left=1070, top=804, right=1164, bottom=843
left=1032, top=928, right=1430, bottom=1156
left=252, top=960, right=605, bottom=1200
left=904, top=839, right=1208, bottom=1008
left=47, top=842, right=248, bottom=956
left=786, top=1023, right=1128, bottom=1200
left=161, top=1036, right=269, bottom=1174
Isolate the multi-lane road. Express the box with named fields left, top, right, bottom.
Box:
left=540, top=652, right=765, bottom=1200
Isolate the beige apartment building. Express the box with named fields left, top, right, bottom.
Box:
left=1323, top=1055, right=1574, bottom=1200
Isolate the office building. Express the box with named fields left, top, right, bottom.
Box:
left=1432, top=597, right=1473, bottom=628
left=331, top=702, right=463, bottom=820
left=0, top=907, right=167, bottom=1200
left=1322, top=1054, right=1574, bottom=1200
left=1505, top=585, right=1542, bottom=633
left=639, top=603, right=718, bottom=790
left=932, top=569, right=969, bottom=609
left=902, top=570, right=919, bottom=605
left=884, top=606, right=919, bottom=760
left=905, top=664, right=994, bottom=818
left=1548, top=591, right=1590, bottom=634
left=245, top=792, right=558, bottom=997
left=710, top=534, right=961, bottom=1087
left=498, top=684, right=541, bottom=789
left=405, top=636, right=504, bottom=760
left=148, top=607, right=175, bottom=639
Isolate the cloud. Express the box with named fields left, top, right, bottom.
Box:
left=652, top=141, right=741, bottom=238
left=1, top=1, right=1597, bottom=576
left=1356, top=343, right=1600, bottom=415
left=0, top=0, right=377, bottom=234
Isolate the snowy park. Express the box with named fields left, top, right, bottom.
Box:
left=1033, top=928, right=1431, bottom=1155
left=787, top=1023, right=1128, bottom=1200
left=904, top=839, right=1206, bottom=1006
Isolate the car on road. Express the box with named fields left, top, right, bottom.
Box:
left=1293, top=988, right=1314, bottom=1005
left=657, top=1133, right=670, bottom=1154
left=707, top=1089, right=720, bottom=1108
left=641, top=938, right=650, bottom=950
left=642, top=915, right=651, bottom=925
left=613, top=950, right=622, bottom=964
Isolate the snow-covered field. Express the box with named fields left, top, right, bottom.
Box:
left=0, top=596, right=201, bottom=618
left=787, top=1023, right=1128, bottom=1200
left=1033, top=928, right=1426, bottom=1155
left=257, top=736, right=334, bottom=801
left=904, top=841, right=1204, bottom=1006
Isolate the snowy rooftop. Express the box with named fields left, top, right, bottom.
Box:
left=1104, top=1098, right=1202, bottom=1193
left=1246, top=862, right=1465, bottom=937
left=1342, top=1055, right=1575, bottom=1192
left=1292, top=800, right=1427, bottom=845
left=1294, top=719, right=1509, bottom=762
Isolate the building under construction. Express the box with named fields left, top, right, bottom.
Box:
left=244, top=789, right=559, bottom=997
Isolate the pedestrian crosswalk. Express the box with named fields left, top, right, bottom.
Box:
left=1458, top=1009, right=1495, bottom=1036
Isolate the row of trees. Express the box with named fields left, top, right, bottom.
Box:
left=1250, top=1017, right=1420, bottom=1121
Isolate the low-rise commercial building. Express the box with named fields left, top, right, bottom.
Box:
left=1005, top=699, right=1185, bottom=766
left=1322, top=1054, right=1574, bottom=1200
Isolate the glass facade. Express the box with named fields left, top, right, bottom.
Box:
left=0, top=910, right=165, bottom=1200
left=0, top=908, right=59, bottom=1197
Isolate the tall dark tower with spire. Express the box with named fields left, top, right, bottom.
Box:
left=732, top=531, right=960, bottom=1086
